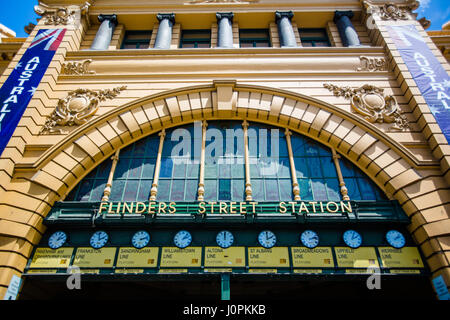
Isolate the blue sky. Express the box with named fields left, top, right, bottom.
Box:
left=0, top=0, right=449, bottom=37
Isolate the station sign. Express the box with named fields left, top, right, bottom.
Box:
left=334, top=247, right=379, bottom=268
left=97, top=200, right=353, bottom=216
left=116, top=247, right=159, bottom=268
left=248, top=247, right=290, bottom=267
left=204, top=247, right=246, bottom=267
left=73, top=247, right=116, bottom=268
left=160, top=247, right=202, bottom=267
left=378, top=247, right=424, bottom=268
left=29, top=247, right=73, bottom=269
left=291, top=247, right=334, bottom=268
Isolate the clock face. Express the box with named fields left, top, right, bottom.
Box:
left=258, top=230, right=277, bottom=249
left=216, top=230, right=234, bottom=249
left=48, top=231, right=67, bottom=249
left=90, top=231, right=109, bottom=249
left=301, top=230, right=319, bottom=249
left=386, top=230, right=406, bottom=249
left=174, top=230, right=192, bottom=249
left=132, top=230, right=150, bottom=249
left=343, top=230, right=362, bottom=248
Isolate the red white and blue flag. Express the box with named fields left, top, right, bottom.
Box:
left=0, top=29, right=66, bottom=156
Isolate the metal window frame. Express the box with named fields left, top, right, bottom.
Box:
left=121, top=30, right=153, bottom=49
left=239, top=29, right=271, bottom=48
left=298, top=28, right=331, bottom=47
left=179, top=29, right=211, bottom=48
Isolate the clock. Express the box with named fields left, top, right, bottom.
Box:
left=343, top=230, right=362, bottom=248
left=386, top=230, right=406, bottom=249
left=132, top=230, right=150, bottom=249
left=48, top=231, right=67, bottom=249
left=174, top=230, right=192, bottom=249
left=258, top=230, right=277, bottom=249
left=300, top=230, right=319, bottom=249
left=216, top=230, right=234, bottom=249
left=90, top=231, right=109, bottom=249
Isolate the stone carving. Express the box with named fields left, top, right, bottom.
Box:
left=357, top=56, right=388, bottom=72
left=34, top=2, right=90, bottom=25
left=323, top=83, right=409, bottom=131
left=418, top=17, right=431, bottom=30
left=363, top=1, right=419, bottom=20
left=41, top=86, right=126, bottom=134
left=61, top=59, right=95, bottom=75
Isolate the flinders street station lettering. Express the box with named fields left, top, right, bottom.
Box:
left=98, top=201, right=353, bottom=216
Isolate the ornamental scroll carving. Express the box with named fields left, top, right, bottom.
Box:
left=363, top=1, right=419, bottom=20
left=323, top=83, right=409, bottom=131
left=41, top=86, right=126, bottom=134
left=61, top=59, right=95, bottom=75
left=34, top=1, right=90, bottom=25
left=357, top=56, right=388, bottom=72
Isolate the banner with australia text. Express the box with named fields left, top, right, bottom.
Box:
left=0, top=29, right=66, bottom=156
left=387, top=24, right=450, bottom=142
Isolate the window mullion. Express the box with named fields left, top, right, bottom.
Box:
left=331, top=148, right=350, bottom=200
left=242, top=120, right=252, bottom=201
left=149, top=129, right=166, bottom=201
left=101, top=149, right=121, bottom=202
left=284, top=128, right=301, bottom=200
left=197, top=120, right=207, bottom=201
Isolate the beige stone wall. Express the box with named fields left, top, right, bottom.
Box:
left=0, top=0, right=449, bottom=299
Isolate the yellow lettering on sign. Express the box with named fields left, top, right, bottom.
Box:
left=248, top=247, right=290, bottom=268
left=377, top=247, right=424, bottom=268
left=291, top=247, right=334, bottom=268
left=116, top=247, right=159, bottom=268
left=29, top=248, right=74, bottom=269
left=334, top=247, right=379, bottom=268
left=160, top=247, right=202, bottom=267
left=204, top=247, right=245, bottom=267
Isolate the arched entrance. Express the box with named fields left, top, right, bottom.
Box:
left=3, top=83, right=445, bottom=299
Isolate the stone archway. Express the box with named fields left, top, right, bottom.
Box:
left=0, top=81, right=449, bottom=296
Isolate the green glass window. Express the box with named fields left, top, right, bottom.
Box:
left=291, top=134, right=340, bottom=201
left=180, top=30, right=211, bottom=48
left=121, top=30, right=152, bottom=49
left=239, top=29, right=271, bottom=48
left=66, top=158, right=112, bottom=202
left=65, top=121, right=386, bottom=203
left=249, top=123, right=292, bottom=201
left=299, top=28, right=331, bottom=47
left=204, top=121, right=245, bottom=201
left=158, top=124, right=201, bottom=201
left=109, top=136, right=159, bottom=201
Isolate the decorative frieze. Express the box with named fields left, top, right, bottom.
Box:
left=61, top=59, right=95, bottom=75
left=357, top=56, right=388, bottom=72
left=41, top=86, right=126, bottom=134
left=323, top=83, right=409, bottom=131
left=34, top=2, right=90, bottom=26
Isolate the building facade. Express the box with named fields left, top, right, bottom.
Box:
left=0, top=0, right=449, bottom=300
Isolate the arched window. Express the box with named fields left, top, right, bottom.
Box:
left=65, top=121, right=386, bottom=202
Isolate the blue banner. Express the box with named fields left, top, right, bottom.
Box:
left=0, top=29, right=66, bottom=156
left=387, top=25, right=450, bottom=143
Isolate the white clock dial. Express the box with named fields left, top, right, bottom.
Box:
left=48, top=231, right=67, bottom=249
left=386, top=230, right=405, bottom=249
left=174, top=230, right=192, bottom=249
left=258, top=230, right=277, bottom=249
left=343, top=230, right=362, bottom=248
left=90, top=231, right=109, bottom=249
left=301, top=230, right=319, bottom=249
left=132, top=230, right=150, bottom=249
left=216, top=230, right=234, bottom=249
